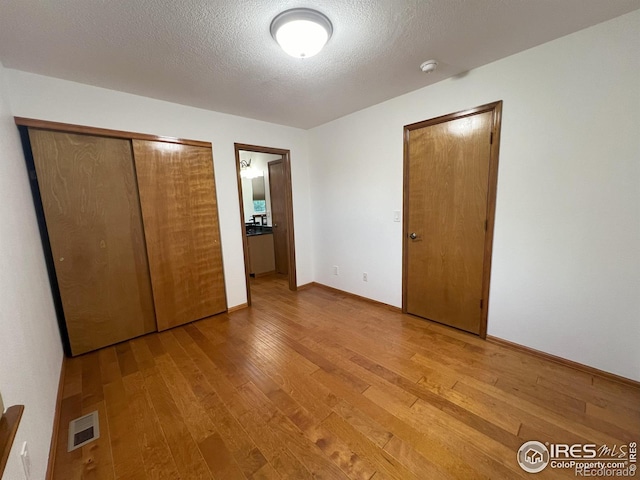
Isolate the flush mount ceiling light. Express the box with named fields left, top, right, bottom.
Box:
left=270, top=8, right=333, bottom=58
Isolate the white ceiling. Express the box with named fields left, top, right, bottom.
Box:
left=0, top=1, right=638, bottom=129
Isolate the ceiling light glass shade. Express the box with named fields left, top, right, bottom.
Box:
left=270, top=8, right=333, bottom=58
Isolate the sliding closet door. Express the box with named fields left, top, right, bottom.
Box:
left=133, top=140, right=226, bottom=330
left=29, top=129, right=156, bottom=355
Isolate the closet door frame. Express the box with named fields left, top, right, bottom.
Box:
left=15, top=117, right=211, bottom=148
left=15, top=117, right=215, bottom=356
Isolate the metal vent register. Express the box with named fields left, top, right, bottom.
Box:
left=67, top=411, right=100, bottom=451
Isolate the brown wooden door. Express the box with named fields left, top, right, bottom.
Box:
left=268, top=158, right=288, bottom=275
left=29, top=129, right=156, bottom=355
left=133, top=140, right=226, bottom=330
left=405, top=108, right=497, bottom=335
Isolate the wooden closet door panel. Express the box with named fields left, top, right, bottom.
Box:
left=29, top=129, right=156, bottom=355
left=132, top=140, right=226, bottom=330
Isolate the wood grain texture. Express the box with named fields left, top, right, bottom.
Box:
left=248, top=233, right=276, bottom=276
left=311, top=282, right=403, bottom=313
left=227, top=302, right=249, bottom=313
left=29, top=129, right=156, bottom=355
left=280, top=153, right=298, bottom=291
left=487, top=335, right=640, bottom=388
left=405, top=110, right=493, bottom=334
left=268, top=159, right=289, bottom=276
left=133, top=140, right=226, bottom=330
left=16, top=117, right=211, bottom=147
left=479, top=103, right=502, bottom=337
left=0, top=405, right=24, bottom=478
left=49, top=275, right=640, bottom=479
left=46, top=359, right=66, bottom=480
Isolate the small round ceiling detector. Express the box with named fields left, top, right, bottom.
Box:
left=420, top=60, right=438, bottom=73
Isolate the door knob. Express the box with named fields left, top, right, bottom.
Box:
left=409, top=232, right=417, bottom=239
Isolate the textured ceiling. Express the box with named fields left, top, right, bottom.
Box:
left=0, top=1, right=638, bottom=129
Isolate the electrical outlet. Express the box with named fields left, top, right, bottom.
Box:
left=332, top=265, right=339, bottom=275
left=20, top=441, right=31, bottom=480
left=363, top=272, right=368, bottom=282
left=0, top=390, right=4, bottom=414
left=393, top=210, right=401, bottom=222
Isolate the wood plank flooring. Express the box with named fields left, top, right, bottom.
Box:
left=52, top=275, right=640, bottom=479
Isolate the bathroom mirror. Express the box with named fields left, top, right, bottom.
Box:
left=239, top=151, right=281, bottom=226
left=252, top=177, right=267, bottom=220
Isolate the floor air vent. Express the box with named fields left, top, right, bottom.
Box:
left=67, top=411, right=100, bottom=452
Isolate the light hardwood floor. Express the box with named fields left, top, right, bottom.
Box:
left=52, top=275, right=640, bottom=479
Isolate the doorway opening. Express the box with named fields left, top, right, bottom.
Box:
left=234, top=143, right=297, bottom=306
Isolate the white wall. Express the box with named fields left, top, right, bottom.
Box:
left=0, top=60, right=63, bottom=480
left=308, top=11, right=640, bottom=381
left=1, top=12, right=635, bottom=480
left=6, top=71, right=314, bottom=308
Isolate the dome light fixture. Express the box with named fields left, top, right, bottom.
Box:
left=270, top=8, right=333, bottom=59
